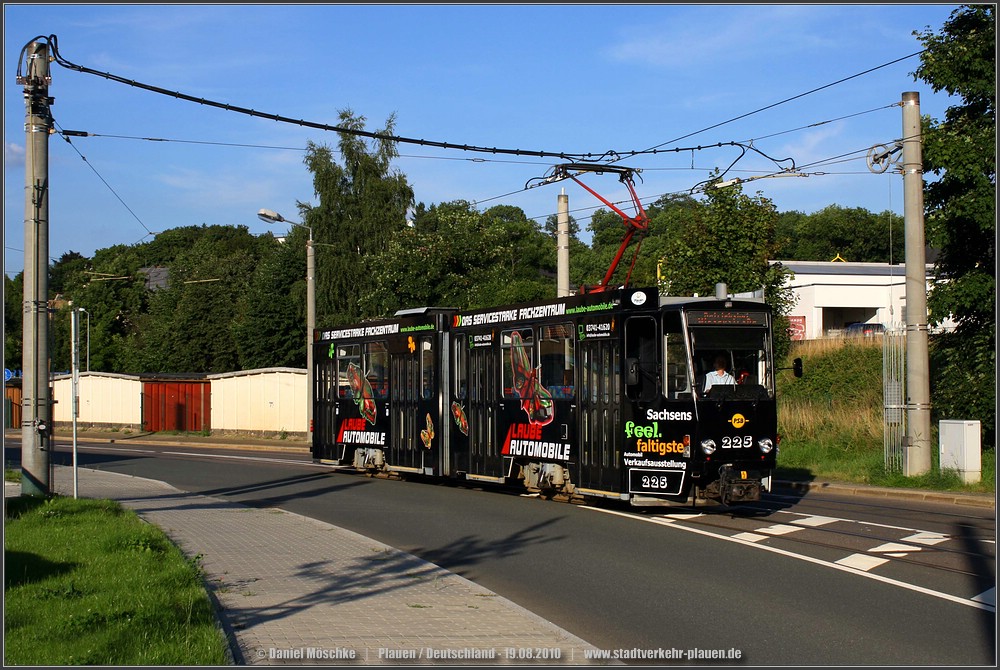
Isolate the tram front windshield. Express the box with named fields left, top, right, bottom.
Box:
left=689, top=327, right=773, bottom=399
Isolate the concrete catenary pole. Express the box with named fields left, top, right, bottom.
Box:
left=72, top=308, right=80, bottom=498
left=557, top=189, right=570, bottom=297
left=19, top=40, right=53, bottom=496
left=306, top=231, right=315, bottom=434
left=901, top=91, right=932, bottom=476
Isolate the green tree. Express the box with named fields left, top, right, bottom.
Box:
left=543, top=211, right=581, bottom=238
left=914, top=5, right=995, bottom=332
left=303, top=110, right=414, bottom=328
left=475, top=204, right=557, bottom=304
left=630, top=193, right=704, bottom=289
left=659, top=179, right=796, bottom=359
left=49, top=225, right=276, bottom=375
left=49, top=251, right=88, bottom=295
left=133, top=226, right=262, bottom=373
left=363, top=201, right=557, bottom=315
left=912, top=4, right=996, bottom=447
left=4, top=272, right=24, bottom=371
left=774, top=210, right=809, bottom=261
left=774, top=206, right=905, bottom=263
left=63, top=243, right=151, bottom=373
left=232, top=234, right=304, bottom=370
left=582, top=207, right=643, bottom=290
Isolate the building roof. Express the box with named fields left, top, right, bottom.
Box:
left=774, top=260, right=933, bottom=277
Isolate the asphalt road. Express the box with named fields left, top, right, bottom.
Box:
left=8, top=439, right=996, bottom=665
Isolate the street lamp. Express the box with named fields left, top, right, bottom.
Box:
left=258, top=208, right=314, bottom=435
left=77, top=307, right=90, bottom=372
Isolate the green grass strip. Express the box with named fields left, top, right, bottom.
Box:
left=4, top=495, right=230, bottom=666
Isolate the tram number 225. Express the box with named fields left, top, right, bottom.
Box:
left=642, top=474, right=673, bottom=489
left=721, top=435, right=753, bottom=449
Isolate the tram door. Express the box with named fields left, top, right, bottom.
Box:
left=390, top=351, right=422, bottom=470
left=577, top=338, right=621, bottom=492
left=468, top=340, right=501, bottom=478
left=312, top=347, right=338, bottom=462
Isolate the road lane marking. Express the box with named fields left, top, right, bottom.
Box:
left=973, top=587, right=996, bottom=607
left=835, top=554, right=890, bottom=570
left=870, top=542, right=923, bottom=554
left=732, top=532, right=770, bottom=542
left=902, top=531, right=948, bottom=546
left=789, top=515, right=839, bottom=527
left=756, top=523, right=803, bottom=536
left=69, top=444, right=324, bottom=468
left=583, top=506, right=995, bottom=613
left=161, top=451, right=328, bottom=467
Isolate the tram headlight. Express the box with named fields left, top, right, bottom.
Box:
left=757, top=438, right=774, bottom=454
left=700, top=439, right=717, bottom=455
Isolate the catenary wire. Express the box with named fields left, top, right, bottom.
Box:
left=39, top=34, right=927, bottom=165
left=53, top=119, right=156, bottom=239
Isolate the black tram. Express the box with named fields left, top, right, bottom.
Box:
left=313, top=286, right=791, bottom=506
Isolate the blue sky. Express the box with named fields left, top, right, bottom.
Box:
left=4, top=4, right=962, bottom=277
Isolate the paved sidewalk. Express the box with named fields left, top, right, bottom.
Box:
left=6, top=466, right=608, bottom=666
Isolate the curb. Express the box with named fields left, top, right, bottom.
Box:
left=773, top=479, right=995, bottom=508
left=9, top=431, right=994, bottom=509
left=25, top=431, right=310, bottom=455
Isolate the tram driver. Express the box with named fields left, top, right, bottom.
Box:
left=703, top=354, right=736, bottom=394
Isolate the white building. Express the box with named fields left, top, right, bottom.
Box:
left=775, top=260, right=955, bottom=340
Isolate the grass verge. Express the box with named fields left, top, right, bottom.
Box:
left=775, top=433, right=996, bottom=494
left=4, top=495, right=230, bottom=666
left=777, top=337, right=996, bottom=495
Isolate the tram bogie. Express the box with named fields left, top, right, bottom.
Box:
left=312, top=287, right=789, bottom=507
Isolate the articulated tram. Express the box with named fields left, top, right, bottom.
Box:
left=312, top=286, right=795, bottom=506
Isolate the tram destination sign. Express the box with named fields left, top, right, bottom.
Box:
left=687, top=309, right=768, bottom=327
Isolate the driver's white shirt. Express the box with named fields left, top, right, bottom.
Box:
left=704, top=370, right=736, bottom=391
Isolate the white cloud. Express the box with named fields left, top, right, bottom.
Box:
left=5, top=142, right=25, bottom=168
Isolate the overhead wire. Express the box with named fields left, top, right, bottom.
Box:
left=17, top=34, right=929, bottom=269
left=41, top=33, right=927, bottom=165
left=54, top=101, right=906, bottom=215
left=639, top=50, right=926, bottom=151
left=478, top=100, right=906, bottom=213
left=53, top=119, right=157, bottom=241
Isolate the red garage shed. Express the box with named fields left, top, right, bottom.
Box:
left=141, top=375, right=210, bottom=433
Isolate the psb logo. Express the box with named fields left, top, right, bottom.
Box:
left=728, top=413, right=748, bottom=429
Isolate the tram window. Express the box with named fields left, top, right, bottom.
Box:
left=613, top=347, right=620, bottom=403
left=589, top=350, right=599, bottom=404
left=420, top=337, right=434, bottom=399
left=663, top=312, right=691, bottom=399
left=454, top=334, right=468, bottom=401
left=624, top=316, right=659, bottom=401
left=690, top=328, right=773, bottom=398
left=502, top=329, right=534, bottom=399
left=601, top=345, right=611, bottom=404
left=338, top=344, right=361, bottom=399
left=318, top=345, right=334, bottom=402
left=539, top=324, right=574, bottom=399
left=366, top=342, right=388, bottom=399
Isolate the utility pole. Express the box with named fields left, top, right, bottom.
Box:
left=557, top=189, right=570, bottom=297
left=72, top=308, right=81, bottom=498
left=306, top=233, right=315, bottom=434
left=19, top=40, right=53, bottom=496
left=901, top=91, right=932, bottom=476
left=258, top=208, right=313, bottom=435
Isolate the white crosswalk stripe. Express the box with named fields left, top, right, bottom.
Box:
left=836, top=553, right=890, bottom=571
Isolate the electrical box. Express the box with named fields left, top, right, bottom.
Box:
left=939, top=420, right=982, bottom=484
